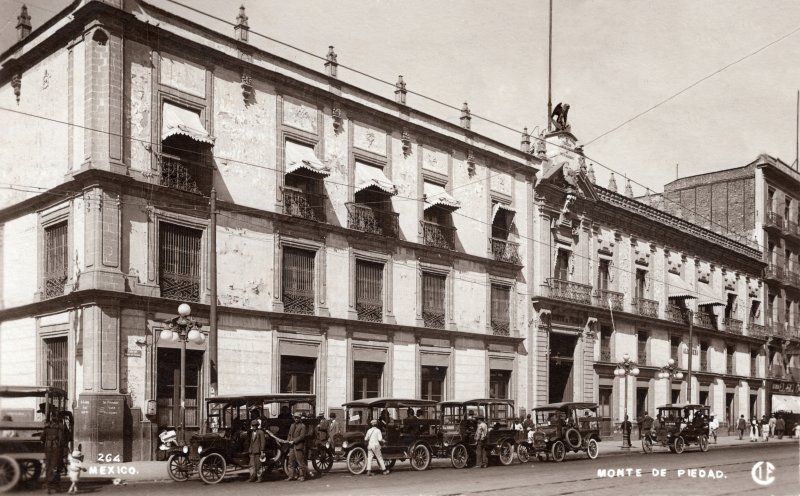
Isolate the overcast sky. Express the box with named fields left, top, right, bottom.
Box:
left=4, top=0, right=800, bottom=194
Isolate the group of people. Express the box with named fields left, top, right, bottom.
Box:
left=736, top=414, right=793, bottom=442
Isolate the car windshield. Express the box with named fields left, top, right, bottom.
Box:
left=441, top=405, right=463, bottom=428
left=346, top=407, right=370, bottom=427
left=535, top=409, right=565, bottom=426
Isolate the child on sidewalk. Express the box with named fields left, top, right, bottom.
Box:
left=67, top=448, right=87, bottom=494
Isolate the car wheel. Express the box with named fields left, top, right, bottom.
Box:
left=551, top=440, right=566, bottom=462
left=585, top=438, right=599, bottom=460
left=346, top=447, right=367, bottom=475
left=18, top=460, right=41, bottom=482
left=698, top=434, right=709, bottom=452
left=565, top=428, right=582, bottom=450
left=0, top=455, right=21, bottom=493
left=642, top=436, right=653, bottom=454
left=198, top=453, right=226, bottom=485
left=498, top=440, right=514, bottom=466
left=312, top=449, right=334, bottom=473
left=517, top=444, right=530, bottom=463
left=167, top=453, right=192, bottom=482
left=450, top=444, right=469, bottom=469
left=673, top=436, right=685, bottom=454
left=410, top=444, right=431, bottom=471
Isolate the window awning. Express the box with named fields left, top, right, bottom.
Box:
left=424, top=182, right=461, bottom=211
left=354, top=161, right=397, bottom=194
left=491, top=202, right=517, bottom=224
left=285, top=141, right=331, bottom=176
left=162, top=102, right=215, bottom=145
left=772, top=394, right=800, bottom=413
left=667, top=272, right=697, bottom=299
left=696, top=282, right=725, bottom=306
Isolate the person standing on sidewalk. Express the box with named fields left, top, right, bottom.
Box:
left=749, top=416, right=759, bottom=442
left=737, top=415, right=747, bottom=440
left=761, top=415, right=769, bottom=442
left=474, top=415, right=488, bottom=468
left=775, top=415, right=785, bottom=439
left=247, top=420, right=266, bottom=483
left=768, top=414, right=776, bottom=438
left=708, top=415, right=719, bottom=443
left=364, top=419, right=389, bottom=476
left=285, top=414, right=308, bottom=482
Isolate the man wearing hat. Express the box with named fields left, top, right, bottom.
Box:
left=364, top=419, right=389, bottom=476
left=474, top=415, right=488, bottom=468
left=285, top=414, right=308, bottom=482
left=247, top=419, right=266, bottom=482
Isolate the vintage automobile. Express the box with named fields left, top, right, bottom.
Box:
left=0, top=386, right=70, bottom=493
left=438, top=399, right=522, bottom=468
left=642, top=404, right=710, bottom=454
left=527, top=402, right=601, bottom=462
left=166, top=393, right=334, bottom=484
left=341, top=398, right=439, bottom=474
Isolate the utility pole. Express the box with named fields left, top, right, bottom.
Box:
left=547, top=0, right=553, bottom=132
left=209, top=188, right=218, bottom=397
left=686, top=310, right=694, bottom=403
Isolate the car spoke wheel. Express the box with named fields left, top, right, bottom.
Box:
left=699, top=435, right=709, bottom=452
left=673, top=436, right=685, bottom=454
left=0, top=456, right=21, bottom=493
left=312, top=448, right=334, bottom=473
left=167, top=454, right=192, bottom=482
left=565, top=428, right=582, bottom=450
left=198, top=453, right=226, bottom=485
left=498, top=441, right=514, bottom=466
left=346, top=447, right=367, bottom=475
left=551, top=441, right=566, bottom=462
left=450, top=444, right=469, bottom=469
left=585, top=439, right=599, bottom=460
left=18, top=460, right=41, bottom=482
left=642, top=436, right=653, bottom=454
left=517, top=444, right=530, bottom=463
left=410, top=444, right=431, bottom=471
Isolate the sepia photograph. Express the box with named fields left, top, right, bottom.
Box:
left=0, top=1, right=799, bottom=495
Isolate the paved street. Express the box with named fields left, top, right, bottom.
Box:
left=71, top=440, right=798, bottom=496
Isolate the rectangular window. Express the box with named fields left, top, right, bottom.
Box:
left=637, top=332, right=648, bottom=366
left=670, top=336, right=681, bottom=362
left=44, top=222, right=69, bottom=299
left=489, top=369, right=510, bottom=399
left=768, top=188, right=775, bottom=213
left=700, top=342, right=709, bottom=371
left=597, top=259, right=611, bottom=290
left=490, top=284, right=511, bottom=336
left=159, top=222, right=202, bottom=302
left=785, top=197, right=792, bottom=220
left=157, top=348, right=203, bottom=428
left=555, top=249, right=570, bottom=281
left=355, top=259, right=383, bottom=322
left=422, top=272, right=446, bottom=329
left=724, top=293, right=737, bottom=320
left=600, top=326, right=612, bottom=362
left=598, top=386, right=612, bottom=426
left=726, top=346, right=735, bottom=374
left=282, top=247, right=315, bottom=315
left=491, top=203, right=511, bottom=240
left=353, top=361, right=382, bottom=400
left=43, top=337, right=68, bottom=391
left=635, top=269, right=647, bottom=299
left=750, top=350, right=758, bottom=377
left=280, top=356, right=315, bottom=394
left=421, top=366, right=446, bottom=402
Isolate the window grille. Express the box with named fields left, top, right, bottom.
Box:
left=159, top=222, right=202, bottom=302
left=282, top=247, right=315, bottom=315
left=491, top=285, right=511, bottom=336
left=43, top=337, right=68, bottom=391
left=356, top=260, right=383, bottom=322
left=44, top=222, right=68, bottom=298
left=422, top=272, right=446, bottom=329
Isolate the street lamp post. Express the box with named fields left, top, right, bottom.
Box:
left=614, top=353, right=640, bottom=449
left=160, top=303, right=205, bottom=443
left=658, top=358, right=684, bottom=404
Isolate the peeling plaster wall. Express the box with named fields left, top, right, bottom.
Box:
left=451, top=152, right=487, bottom=255
left=121, top=197, right=149, bottom=286
left=124, top=39, right=151, bottom=172
left=120, top=309, right=147, bottom=410
left=392, top=334, right=416, bottom=398
left=453, top=345, right=485, bottom=399
left=1, top=213, right=37, bottom=308
left=325, top=329, right=347, bottom=409
left=216, top=217, right=271, bottom=310
left=217, top=328, right=271, bottom=395
left=392, top=249, right=418, bottom=327
left=452, top=260, right=486, bottom=331
left=0, top=318, right=37, bottom=412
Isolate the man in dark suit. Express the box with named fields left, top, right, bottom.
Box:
left=285, top=414, right=308, bottom=482
left=247, top=419, right=266, bottom=482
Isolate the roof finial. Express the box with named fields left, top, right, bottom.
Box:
left=521, top=127, right=531, bottom=153
left=624, top=176, right=633, bottom=197
left=460, top=102, right=471, bottom=130
left=608, top=173, right=618, bottom=192
left=235, top=5, right=249, bottom=42
left=587, top=163, right=596, bottom=184
left=395, top=75, right=407, bottom=105
left=17, top=4, right=32, bottom=41
left=325, top=46, right=338, bottom=78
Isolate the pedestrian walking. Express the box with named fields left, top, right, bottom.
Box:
left=66, top=447, right=87, bottom=494
left=768, top=414, right=776, bottom=438
left=708, top=415, right=719, bottom=443
left=737, top=415, right=747, bottom=440
left=247, top=419, right=266, bottom=482
left=749, top=416, right=758, bottom=442
left=522, top=414, right=534, bottom=431
left=285, top=414, right=308, bottom=482
left=775, top=416, right=785, bottom=439
left=794, top=422, right=800, bottom=439
left=640, top=411, right=653, bottom=440
left=43, top=415, right=67, bottom=494
left=761, top=415, right=769, bottom=442
left=364, top=419, right=389, bottom=476
left=474, top=415, right=488, bottom=468
left=621, top=415, right=633, bottom=447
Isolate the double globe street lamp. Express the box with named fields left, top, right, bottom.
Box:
left=613, top=353, right=640, bottom=449
left=160, top=303, right=205, bottom=443
left=658, top=358, right=684, bottom=404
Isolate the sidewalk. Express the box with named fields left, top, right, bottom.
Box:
left=84, top=435, right=799, bottom=484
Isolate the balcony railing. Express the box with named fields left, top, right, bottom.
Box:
left=599, top=349, right=612, bottom=362
left=785, top=270, right=800, bottom=287
left=594, top=289, right=624, bottom=311
left=356, top=301, right=383, bottom=323
left=764, top=264, right=784, bottom=283
left=422, top=310, right=446, bottom=329
left=787, top=325, right=800, bottom=341
left=490, top=238, right=521, bottom=265
left=491, top=320, right=511, bottom=336
left=161, top=273, right=200, bottom=302
left=765, top=211, right=784, bottom=230
left=421, top=220, right=456, bottom=250
left=283, top=187, right=326, bottom=222
left=666, top=305, right=690, bottom=324
left=766, top=318, right=786, bottom=338
left=545, top=278, right=593, bottom=305
left=44, top=270, right=68, bottom=299
left=346, top=203, right=399, bottom=238
left=786, top=219, right=800, bottom=240
left=159, top=155, right=205, bottom=195
left=748, top=322, right=767, bottom=338
left=631, top=297, right=659, bottom=318
left=694, top=311, right=718, bottom=330
left=723, top=317, right=743, bottom=334
left=283, top=289, right=315, bottom=315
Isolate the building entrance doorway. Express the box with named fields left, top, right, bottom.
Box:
left=548, top=333, right=578, bottom=403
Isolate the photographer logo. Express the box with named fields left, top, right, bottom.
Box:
left=751, top=461, right=775, bottom=486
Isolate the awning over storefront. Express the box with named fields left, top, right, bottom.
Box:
left=772, top=394, right=800, bottom=413
left=424, top=182, right=461, bottom=211
left=285, top=141, right=331, bottom=176
left=162, top=102, right=215, bottom=144
left=696, top=282, right=725, bottom=306
left=354, top=161, right=397, bottom=194
left=491, top=202, right=516, bottom=225
left=667, top=272, right=697, bottom=299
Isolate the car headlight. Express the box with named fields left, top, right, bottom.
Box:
left=325, top=442, right=330, bottom=449
left=443, top=442, right=449, bottom=447
left=182, top=446, right=188, bottom=454
left=197, top=446, right=203, bottom=454
left=342, top=441, right=348, bottom=449
left=544, top=436, right=549, bottom=442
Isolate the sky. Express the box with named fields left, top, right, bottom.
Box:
left=4, top=0, right=800, bottom=194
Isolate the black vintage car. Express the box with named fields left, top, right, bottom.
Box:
left=0, top=386, right=70, bottom=493
left=642, top=404, right=710, bottom=454
left=166, top=393, right=333, bottom=484
left=437, top=399, right=522, bottom=468
left=528, top=402, right=601, bottom=462
left=341, top=398, right=439, bottom=474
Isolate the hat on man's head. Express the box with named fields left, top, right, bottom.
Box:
left=370, top=419, right=378, bottom=425
left=318, top=412, right=325, bottom=418
left=250, top=419, right=259, bottom=427
left=476, top=415, right=486, bottom=420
